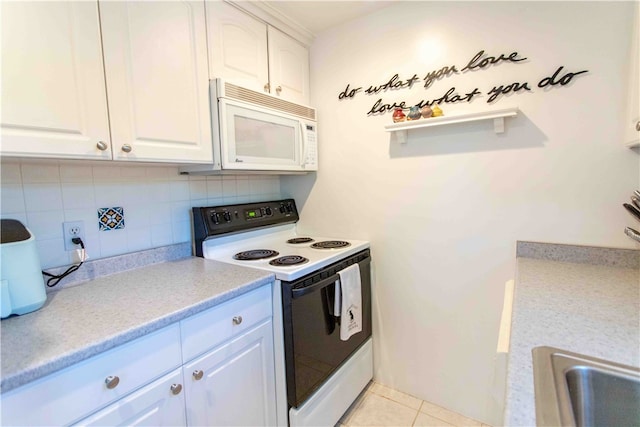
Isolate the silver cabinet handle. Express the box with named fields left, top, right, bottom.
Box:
left=636, top=121, right=640, bottom=132
left=121, top=144, right=133, bottom=153
left=193, top=370, right=204, bottom=380
left=170, top=383, right=183, bottom=395
left=232, top=316, right=243, bottom=325
left=276, top=86, right=282, bottom=95
left=264, top=83, right=270, bottom=93
left=105, top=375, right=120, bottom=389
left=96, top=141, right=108, bottom=151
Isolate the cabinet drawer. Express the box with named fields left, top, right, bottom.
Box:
left=180, top=284, right=272, bottom=361
left=73, top=368, right=186, bottom=427
left=0, top=324, right=182, bottom=426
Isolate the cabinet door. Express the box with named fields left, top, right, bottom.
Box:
left=0, top=1, right=111, bottom=160
left=100, top=1, right=212, bottom=163
left=267, top=27, right=310, bottom=105
left=74, top=369, right=186, bottom=427
left=183, top=320, right=277, bottom=427
left=206, top=1, right=269, bottom=93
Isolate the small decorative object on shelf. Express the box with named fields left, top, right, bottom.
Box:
left=420, top=106, right=433, bottom=118
left=392, top=108, right=406, bottom=123
left=407, top=106, right=421, bottom=121
left=431, top=104, right=443, bottom=117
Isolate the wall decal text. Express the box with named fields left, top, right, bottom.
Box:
left=336, top=49, right=589, bottom=115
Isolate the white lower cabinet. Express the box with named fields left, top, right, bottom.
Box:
left=183, top=319, right=277, bottom=426
left=74, top=369, right=186, bottom=427
left=0, top=324, right=183, bottom=426
left=0, top=284, right=277, bottom=427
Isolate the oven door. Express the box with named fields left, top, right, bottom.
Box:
left=281, top=249, right=372, bottom=408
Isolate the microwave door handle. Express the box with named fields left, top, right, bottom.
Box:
left=300, top=121, right=307, bottom=166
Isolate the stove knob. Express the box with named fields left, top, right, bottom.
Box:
left=211, top=212, right=220, bottom=224
left=265, top=207, right=272, bottom=216
left=285, top=203, right=294, bottom=213
left=223, top=211, right=232, bottom=222
left=279, top=205, right=286, bottom=214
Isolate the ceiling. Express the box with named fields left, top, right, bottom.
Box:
left=262, top=1, right=398, bottom=35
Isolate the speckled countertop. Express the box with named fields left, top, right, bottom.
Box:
left=504, top=242, right=640, bottom=426
left=0, top=257, right=274, bottom=394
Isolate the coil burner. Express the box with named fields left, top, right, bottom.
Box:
left=233, top=249, right=279, bottom=260
left=269, top=255, right=309, bottom=266
left=311, top=240, right=351, bottom=249
left=286, top=237, right=315, bottom=244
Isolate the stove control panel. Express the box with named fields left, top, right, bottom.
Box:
left=192, top=199, right=300, bottom=252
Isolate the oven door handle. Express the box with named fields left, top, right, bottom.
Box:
left=291, top=273, right=340, bottom=299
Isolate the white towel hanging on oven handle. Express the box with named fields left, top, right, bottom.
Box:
left=334, top=264, right=362, bottom=341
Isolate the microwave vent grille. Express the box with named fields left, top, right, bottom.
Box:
left=223, top=82, right=316, bottom=121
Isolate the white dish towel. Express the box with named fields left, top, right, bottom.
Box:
left=333, top=264, right=362, bottom=341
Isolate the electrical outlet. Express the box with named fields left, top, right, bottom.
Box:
left=62, top=221, right=85, bottom=251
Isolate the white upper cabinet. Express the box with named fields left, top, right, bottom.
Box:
left=267, top=26, right=310, bottom=105
left=1, top=1, right=212, bottom=163
left=206, top=1, right=310, bottom=105
left=205, top=1, right=269, bottom=93
left=100, top=1, right=212, bottom=163
left=1, top=1, right=111, bottom=160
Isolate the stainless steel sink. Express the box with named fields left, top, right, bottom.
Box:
left=532, top=346, right=640, bottom=426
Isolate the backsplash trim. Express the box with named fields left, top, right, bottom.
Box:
left=42, top=242, right=192, bottom=292
left=516, top=241, right=640, bottom=269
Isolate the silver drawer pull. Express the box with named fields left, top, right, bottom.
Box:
left=232, top=316, right=243, bottom=325
left=105, top=375, right=120, bottom=389
left=276, top=85, right=282, bottom=95
left=636, top=121, right=640, bottom=132
left=121, top=144, right=133, bottom=153
left=170, top=383, right=183, bottom=395
left=193, top=370, right=204, bottom=381
left=96, top=141, right=108, bottom=151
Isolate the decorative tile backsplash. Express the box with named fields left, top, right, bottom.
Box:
left=98, top=207, right=125, bottom=231
left=0, top=160, right=282, bottom=269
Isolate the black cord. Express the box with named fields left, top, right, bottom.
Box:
left=42, top=237, right=85, bottom=287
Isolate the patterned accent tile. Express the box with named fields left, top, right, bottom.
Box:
left=98, top=207, right=125, bottom=231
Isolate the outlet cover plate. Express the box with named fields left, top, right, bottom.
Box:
left=62, top=221, right=85, bottom=251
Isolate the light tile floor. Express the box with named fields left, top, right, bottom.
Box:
left=337, top=382, right=492, bottom=427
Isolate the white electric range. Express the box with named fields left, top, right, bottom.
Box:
left=200, top=224, right=368, bottom=281
left=192, top=199, right=373, bottom=427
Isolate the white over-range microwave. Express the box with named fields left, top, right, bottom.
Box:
left=181, top=79, right=317, bottom=175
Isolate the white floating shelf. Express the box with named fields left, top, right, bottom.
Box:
left=384, top=107, right=519, bottom=144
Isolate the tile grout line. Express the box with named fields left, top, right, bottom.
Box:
left=380, top=395, right=422, bottom=412
left=344, top=381, right=485, bottom=427
left=410, top=407, right=420, bottom=427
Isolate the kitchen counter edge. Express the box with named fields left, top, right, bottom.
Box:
left=503, top=242, right=640, bottom=426
left=0, top=257, right=275, bottom=394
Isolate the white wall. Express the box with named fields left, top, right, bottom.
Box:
left=282, top=1, right=639, bottom=424
left=1, top=160, right=281, bottom=269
